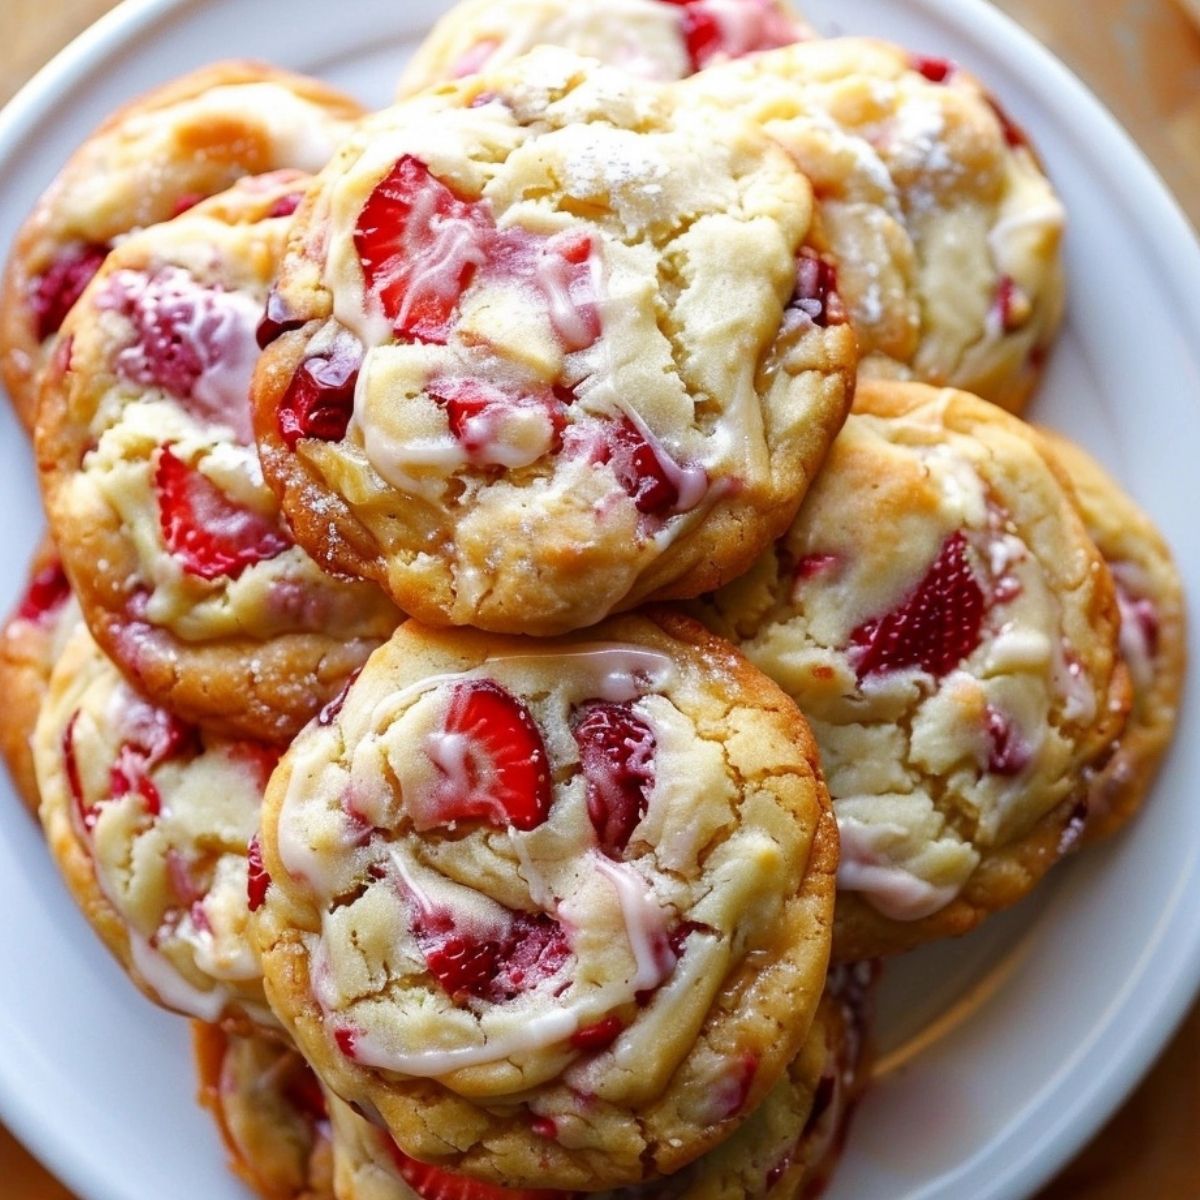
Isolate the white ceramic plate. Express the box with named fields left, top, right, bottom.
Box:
left=0, top=1, right=1196, bottom=1198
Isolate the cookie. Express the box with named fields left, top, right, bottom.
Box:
left=37, top=174, right=400, bottom=743
left=252, top=610, right=836, bottom=1189
left=397, top=0, right=809, bottom=95
left=253, top=47, right=856, bottom=635
left=0, top=537, right=78, bottom=815
left=194, top=1023, right=334, bottom=1200
left=681, top=38, right=1066, bottom=412
left=697, top=380, right=1129, bottom=960
left=1, top=61, right=363, bottom=431
left=1037, top=432, right=1186, bottom=845
left=34, top=621, right=279, bottom=1030
left=325, top=965, right=873, bottom=1199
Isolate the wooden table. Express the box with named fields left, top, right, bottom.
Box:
left=0, top=1, right=1197, bottom=1197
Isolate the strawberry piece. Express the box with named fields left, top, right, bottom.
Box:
left=385, top=1139, right=577, bottom=1200
left=569, top=1015, right=624, bottom=1052
left=429, top=378, right=566, bottom=468
left=334, top=1027, right=359, bottom=1059
left=17, top=560, right=70, bottom=624
left=792, top=552, right=840, bottom=583
left=268, top=192, right=303, bottom=219
left=789, top=248, right=845, bottom=329
left=660, top=0, right=798, bottom=71
left=708, top=1052, right=759, bottom=1121
left=850, top=531, right=985, bottom=679
left=534, top=230, right=602, bottom=352
left=986, top=96, right=1029, bottom=149
left=425, top=680, right=552, bottom=831
left=598, top=416, right=706, bottom=517
left=354, top=155, right=487, bottom=343
left=256, top=288, right=306, bottom=349
left=154, top=445, right=292, bottom=581
left=276, top=336, right=361, bottom=449
left=246, top=834, right=270, bottom=912
left=487, top=913, right=571, bottom=1002
left=677, top=4, right=723, bottom=70
left=530, top=1116, right=557, bottom=1140
left=985, top=706, right=1032, bottom=776
left=62, top=712, right=91, bottom=832
left=108, top=696, right=194, bottom=818
left=572, top=702, right=656, bottom=854
left=283, top=1061, right=328, bottom=1123
left=911, top=54, right=956, bottom=83
left=318, top=669, right=361, bottom=726
left=30, top=243, right=109, bottom=340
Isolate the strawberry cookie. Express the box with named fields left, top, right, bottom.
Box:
left=194, top=1023, right=334, bottom=1200
left=324, top=966, right=873, bottom=1199
left=34, top=622, right=280, bottom=1029
left=1038, top=432, right=1186, bottom=846
left=397, top=0, right=810, bottom=96
left=1, top=61, right=362, bottom=431
left=0, top=538, right=79, bottom=815
left=254, top=48, right=856, bottom=634
left=682, top=38, right=1066, bottom=412
left=252, top=611, right=836, bottom=1189
left=698, top=381, right=1129, bottom=960
left=37, top=175, right=399, bottom=743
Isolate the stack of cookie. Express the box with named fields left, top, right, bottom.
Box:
left=0, top=1, right=1184, bottom=1198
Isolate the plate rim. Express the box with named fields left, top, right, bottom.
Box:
left=0, top=1, right=1196, bottom=1198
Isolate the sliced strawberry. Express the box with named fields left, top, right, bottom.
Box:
left=354, top=155, right=487, bottom=344
left=256, top=288, right=306, bottom=349
left=850, top=531, right=986, bottom=679
left=424, top=680, right=552, bottom=831
left=986, top=96, right=1029, bottom=149
left=910, top=54, right=956, bottom=83
left=108, top=696, right=194, bottom=817
left=429, top=378, right=566, bottom=468
left=792, top=552, right=840, bottom=583
left=276, top=335, right=362, bottom=449
left=709, top=1052, right=759, bottom=1121
left=267, top=192, right=304, bottom=219
left=660, top=0, right=798, bottom=71
left=569, top=1014, right=625, bottom=1052
left=30, top=243, right=109, bottom=341
left=572, top=702, right=656, bottom=854
left=530, top=1116, right=558, bottom=1140
left=385, top=1138, right=578, bottom=1200
left=17, top=559, right=70, bottom=624
left=487, top=912, right=571, bottom=1003
left=318, top=669, right=362, bottom=726
left=789, top=248, right=846, bottom=329
left=246, top=833, right=270, bottom=912
left=676, top=3, right=723, bottom=70
left=154, top=445, right=292, bottom=581
left=597, top=416, right=707, bottom=517
left=283, top=1060, right=328, bottom=1123
left=109, top=743, right=163, bottom=816
left=62, top=711, right=92, bottom=832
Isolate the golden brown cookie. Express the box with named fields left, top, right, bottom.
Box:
left=681, top=38, right=1066, bottom=412
left=253, top=611, right=836, bottom=1189
left=253, top=47, right=856, bottom=634
left=697, top=381, right=1129, bottom=960
left=1037, top=431, right=1186, bottom=845
left=37, top=174, right=399, bottom=742
left=1, top=61, right=363, bottom=431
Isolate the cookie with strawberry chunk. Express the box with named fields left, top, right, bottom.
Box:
left=193, top=1023, right=334, bottom=1200
left=397, top=0, right=810, bottom=96
left=34, top=621, right=282, bottom=1030
left=0, top=537, right=80, bottom=815
left=324, top=963, right=873, bottom=1200
left=1, top=61, right=363, bottom=432
left=37, top=174, right=400, bottom=743
left=681, top=38, right=1066, bottom=413
left=696, top=380, right=1129, bottom=961
left=253, top=48, right=857, bottom=635
left=1036, top=432, right=1186, bottom=846
left=252, top=610, right=836, bottom=1189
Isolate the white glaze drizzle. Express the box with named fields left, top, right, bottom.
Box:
left=836, top=819, right=961, bottom=922
left=591, top=854, right=676, bottom=991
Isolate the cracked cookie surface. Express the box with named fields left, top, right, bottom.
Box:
left=0, top=537, right=79, bottom=815
left=1, top=60, right=363, bottom=431
left=253, top=610, right=835, bottom=1189
left=34, top=622, right=281, bottom=1030
left=36, top=174, right=400, bottom=742
left=194, top=1023, right=334, bottom=1200
left=1037, top=431, right=1186, bottom=846
left=681, top=37, right=1066, bottom=412
left=697, top=380, right=1128, bottom=960
left=397, top=0, right=810, bottom=96
left=253, top=47, right=856, bottom=635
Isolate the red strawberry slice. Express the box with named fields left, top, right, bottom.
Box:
left=789, top=248, right=845, bottom=329
left=660, top=0, right=798, bottom=71
left=424, top=680, right=552, bottom=831
left=850, top=531, right=985, bottom=679
left=487, top=912, right=571, bottom=1002
left=17, top=559, right=70, bottom=624
left=385, top=1138, right=578, bottom=1200
left=276, top=335, right=362, bottom=449
left=354, top=155, right=488, bottom=344
left=246, top=833, right=270, bottom=912
left=108, top=696, right=194, bottom=818
left=30, top=243, right=109, bottom=341
left=569, top=1014, right=625, bottom=1052
left=62, top=711, right=92, bottom=832
left=256, top=288, right=306, bottom=349
left=572, top=702, right=656, bottom=854
left=154, top=445, right=292, bottom=581
left=910, top=54, right=956, bottom=83
left=598, top=416, right=707, bottom=517
left=429, top=378, right=566, bottom=467
left=986, top=96, right=1029, bottom=149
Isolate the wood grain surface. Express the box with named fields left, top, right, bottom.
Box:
left=0, top=1, right=1196, bottom=1197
